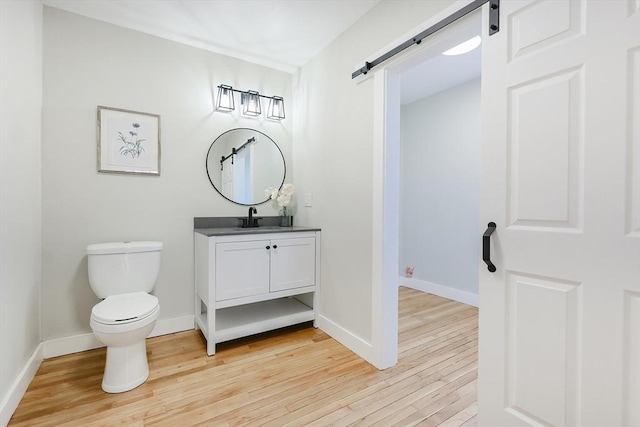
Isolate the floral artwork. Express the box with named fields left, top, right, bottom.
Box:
left=118, top=122, right=145, bottom=158
left=97, top=106, right=161, bottom=175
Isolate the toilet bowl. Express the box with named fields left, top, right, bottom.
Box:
left=90, top=292, right=160, bottom=393
left=86, top=241, right=162, bottom=393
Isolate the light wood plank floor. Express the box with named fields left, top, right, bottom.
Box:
left=9, top=287, right=478, bottom=426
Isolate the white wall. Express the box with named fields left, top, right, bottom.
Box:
left=41, top=7, right=293, bottom=341
left=400, top=78, right=481, bottom=296
left=292, top=0, right=456, bottom=351
left=0, top=0, right=43, bottom=420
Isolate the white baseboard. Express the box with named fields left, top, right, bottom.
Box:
left=0, top=343, right=43, bottom=427
left=42, top=314, right=195, bottom=359
left=42, top=332, right=103, bottom=359
left=399, top=277, right=478, bottom=307
left=149, top=315, right=195, bottom=339
left=316, top=314, right=374, bottom=365
left=1, top=315, right=194, bottom=426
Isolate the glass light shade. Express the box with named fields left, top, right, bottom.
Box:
left=241, top=90, right=261, bottom=116
left=216, top=85, right=235, bottom=111
left=267, top=96, right=285, bottom=120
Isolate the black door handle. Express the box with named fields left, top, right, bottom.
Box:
left=483, top=222, right=497, bottom=273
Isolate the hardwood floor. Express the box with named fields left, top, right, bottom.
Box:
left=9, top=287, right=478, bottom=426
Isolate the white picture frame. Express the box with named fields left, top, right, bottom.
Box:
left=97, top=106, right=161, bottom=175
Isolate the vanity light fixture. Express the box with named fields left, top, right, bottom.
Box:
left=442, top=35, right=482, bottom=56
left=215, top=85, right=285, bottom=120
left=216, top=84, right=235, bottom=111
left=241, top=90, right=262, bottom=116
left=267, top=96, right=285, bottom=120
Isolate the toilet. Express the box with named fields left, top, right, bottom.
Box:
left=87, top=241, right=162, bottom=393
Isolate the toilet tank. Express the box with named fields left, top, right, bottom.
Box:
left=87, top=241, right=162, bottom=298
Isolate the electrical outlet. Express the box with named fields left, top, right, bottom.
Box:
left=304, top=193, right=312, bottom=207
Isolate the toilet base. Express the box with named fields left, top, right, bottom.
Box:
left=102, top=340, right=149, bottom=393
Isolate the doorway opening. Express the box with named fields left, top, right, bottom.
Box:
left=397, top=14, right=482, bottom=309
left=369, top=5, right=484, bottom=369
left=392, top=15, right=483, bottom=416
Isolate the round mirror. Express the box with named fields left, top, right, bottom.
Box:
left=206, top=128, right=286, bottom=206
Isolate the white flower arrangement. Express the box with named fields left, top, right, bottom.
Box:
left=265, top=183, right=295, bottom=215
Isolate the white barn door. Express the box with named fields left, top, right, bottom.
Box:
left=479, top=0, right=640, bottom=426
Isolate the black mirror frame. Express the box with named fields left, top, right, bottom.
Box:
left=205, top=128, right=286, bottom=206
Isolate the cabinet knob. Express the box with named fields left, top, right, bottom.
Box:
left=273, top=244, right=278, bottom=249
left=266, top=245, right=271, bottom=250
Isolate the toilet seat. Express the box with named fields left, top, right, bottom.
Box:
left=92, top=292, right=159, bottom=325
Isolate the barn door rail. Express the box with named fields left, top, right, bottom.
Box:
left=351, top=0, right=499, bottom=79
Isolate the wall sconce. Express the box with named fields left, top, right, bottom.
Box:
left=215, top=85, right=285, bottom=120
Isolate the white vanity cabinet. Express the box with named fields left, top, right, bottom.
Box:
left=194, top=229, right=320, bottom=355
left=215, top=239, right=271, bottom=301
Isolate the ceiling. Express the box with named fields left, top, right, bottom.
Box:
left=400, top=42, right=481, bottom=105
left=42, top=0, right=481, bottom=103
left=400, top=12, right=482, bottom=105
left=41, top=0, right=381, bottom=73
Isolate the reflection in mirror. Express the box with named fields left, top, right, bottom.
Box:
left=206, top=128, right=285, bottom=206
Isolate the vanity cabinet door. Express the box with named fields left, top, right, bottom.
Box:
left=215, top=240, right=270, bottom=301
left=270, top=237, right=316, bottom=292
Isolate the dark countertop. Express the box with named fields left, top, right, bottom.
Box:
left=194, top=216, right=320, bottom=237
left=194, top=225, right=321, bottom=237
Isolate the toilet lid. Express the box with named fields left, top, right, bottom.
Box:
left=92, top=292, right=159, bottom=325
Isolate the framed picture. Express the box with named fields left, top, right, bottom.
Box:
left=97, top=106, right=161, bottom=175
